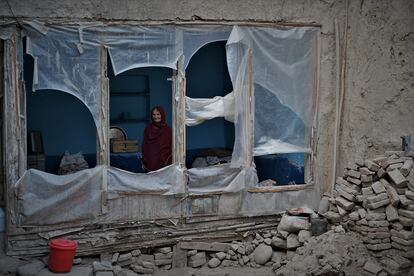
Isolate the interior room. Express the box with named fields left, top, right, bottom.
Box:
left=25, top=54, right=97, bottom=174
left=108, top=63, right=173, bottom=173
left=185, top=41, right=235, bottom=169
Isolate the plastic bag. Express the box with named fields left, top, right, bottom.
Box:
left=58, top=151, right=89, bottom=175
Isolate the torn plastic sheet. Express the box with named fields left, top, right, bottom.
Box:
left=0, top=26, right=15, bottom=40
left=226, top=26, right=318, bottom=156
left=23, top=23, right=317, bottom=158
left=13, top=165, right=185, bottom=225
left=226, top=38, right=251, bottom=167
left=24, top=24, right=102, bottom=132
left=14, top=166, right=103, bottom=226
left=107, top=164, right=185, bottom=199
left=185, top=91, right=235, bottom=126
left=187, top=163, right=258, bottom=194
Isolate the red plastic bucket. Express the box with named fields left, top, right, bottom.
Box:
left=48, top=239, right=77, bottom=273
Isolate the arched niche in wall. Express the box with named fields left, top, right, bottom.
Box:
left=24, top=54, right=97, bottom=174
left=107, top=62, right=173, bottom=173
left=185, top=41, right=235, bottom=169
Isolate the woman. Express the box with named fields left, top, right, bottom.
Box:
left=141, top=106, right=172, bottom=172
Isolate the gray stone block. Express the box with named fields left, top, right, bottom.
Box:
left=361, top=174, right=373, bottom=183
left=406, top=190, right=414, bottom=200
left=154, top=258, right=172, bottom=266
left=398, top=208, right=414, bottom=218
left=361, top=187, right=374, bottom=196
left=366, top=232, right=390, bottom=239
left=137, top=254, right=154, bottom=263
left=130, top=264, right=153, bottom=274
left=323, top=211, right=341, bottom=223
left=365, top=160, right=380, bottom=172
left=111, top=253, right=119, bottom=264
left=399, top=195, right=414, bottom=206
left=366, top=193, right=389, bottom=204
left=215, top=252, right=226, bottom=261
left=157, top=247, right=172, bottom=254
left=131, top=249, right=141, bottom=257
left=286, top=233, right=300, bottom=249
left=336, top=186, right=356, bottom=202
left=347, top=177, right=362, bottom=185
left=365, top=213, right=386, bottom=221
left=398, top=216, right=414, bottom=227
left=377, top=167, right=386, bottom=178
left=118, top=253, right=132, bottom=263
left=384, top=181, right=400, bottom=206
left=335, top=196, right=354, bottom=211
left=345, top=169, right=361, bottom=179
left=391, top=236, right=414, bottom=246
left=359, top=167, right=375, bottom=175
left=366, top=243, right=391, bottom=251
left=358, top=208, right=366, bottom=218
left=387, top=170, right=408, bottom=188
left=253, top=244, right=273, bottom=265
left=363, top=261, right=383, bottom=274
left=372, top=181, right=386, bottom=194
left=271, top=236, right=287, bottom=249
left=385, top=205, right=399, bottom=222
left=367, top=199, right=390, bottom=209
left=154, top=252, right=173, bottom=260
left=208, top=257, right=221, bottom=268
left=93, top=261, right=113, bottom=272
left=400, top=160, right=413, bottom=176
left=188, top=252, right=206, bottom=268
left=367, top=220, right=389, bottom=228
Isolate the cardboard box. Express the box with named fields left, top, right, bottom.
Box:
left=111, top=140, right=138, bottom=153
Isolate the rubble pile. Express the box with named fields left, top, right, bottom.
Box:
left=273, top=227, right=376, bottom=276
left=320, top=151, right=414, bottom=275
left=93, top=247, right=172, bottom=275
left=186, top=226, right=312, bottom=269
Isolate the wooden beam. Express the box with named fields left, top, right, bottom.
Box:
left=248, top=183, right=314, bottom=193
left=180, top=241, right=230, bottom=252
left=4, top=29, right=24, bottom=244
left=97, top=46, right=109, bottom=165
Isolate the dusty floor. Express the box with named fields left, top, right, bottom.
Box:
left=0, top=233, right=274, bottom=276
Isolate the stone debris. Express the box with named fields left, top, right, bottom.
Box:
left=321, top=152, right=414, bottom=275
left=12, top=151, right=414, bottom=276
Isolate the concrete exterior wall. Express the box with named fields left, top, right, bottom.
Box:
left=1, top=0, right=413, bottom=194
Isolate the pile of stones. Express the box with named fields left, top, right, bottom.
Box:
left=93, top=246, right=172, bottom=275
left=320, top=151, right=414, bottom=275
left=186, top=208, right=315, bottom=271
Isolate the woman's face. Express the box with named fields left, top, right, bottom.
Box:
left=152, top=109, right=162, bottom=123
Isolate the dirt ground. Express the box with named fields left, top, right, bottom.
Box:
left=0, top=233, right=274, bottom=276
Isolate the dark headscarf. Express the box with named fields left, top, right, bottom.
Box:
left=141, top=106, right=172, bottom=171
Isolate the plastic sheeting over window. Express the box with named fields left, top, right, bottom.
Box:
left=187, top=163, right=257, bottom=194
left=18, top=23, right=318, bottom=217
left=185, top=92, right=235, bottom=126
left=13, top=165, right=185, bottom=225
left=14, top=166, right=104, bottom=225
left=226, top=26, right=318, bottom=155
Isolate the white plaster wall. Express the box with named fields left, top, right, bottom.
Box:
left=1, top=0, right=413, bottom=194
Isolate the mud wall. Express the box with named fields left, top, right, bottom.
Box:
left=0, top=0, right=413, bottom=194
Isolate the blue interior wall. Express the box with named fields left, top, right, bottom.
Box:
left=108, top=66, right=173, bottom=143
left=185, top=41, right=234, bottom=153
left=25, top=55, right=97, bottom=158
